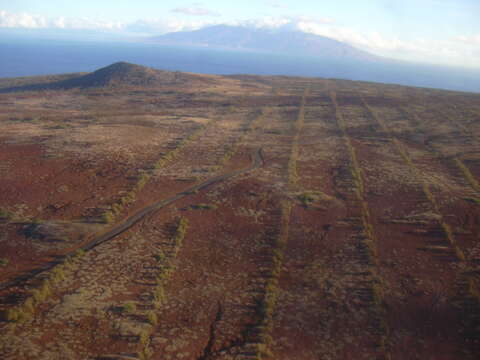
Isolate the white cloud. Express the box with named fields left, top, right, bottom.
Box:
left=0, top=8, right=215, bottom=35
left=232, top=16, right=333, bottom=30
left=171, top=4, right=219, bottom=17
left=0, top=9, right=123, bottom=30
left=0, top=10, right=47, bottom=28
left=266, top=0, right=287, bottom=9
left=294, top=19, right=480, bottom=68
left=235, top=16, right=291, bottom=29
left=55, top=17, right=123, bottom=30
left=456, top=34, right=480, bottom=45
left=126, top=17, right=212, bottom=35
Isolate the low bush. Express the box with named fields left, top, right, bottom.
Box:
left=463, top=197, right=480, bottom=206
left=147, top=311, right=158, bottom=325
left=191, top=203, right=217, bottom=210
left=121, top=302, right=136, bottom=313
left=153, top=252, right=165, bottom=263
left=74, top=248, right=86, bottom=257
left=297, top=193, right=317, bottom=207
left=0, top=208, right=13, bottom=221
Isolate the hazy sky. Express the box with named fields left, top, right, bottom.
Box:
left=1, top=1, right=479, bottom=68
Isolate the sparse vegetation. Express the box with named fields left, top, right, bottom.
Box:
left=331, top=91, right=390, bottom=358
left=364, top=95, right=480, bottom=346
left=133, top=217, right=189, bottom=359
left=121, top=302, right=136, bottom=313
left=0, top=67, right=479, bottom=359
left=463, top=197, right=480, bottom=205
left=153, top=252, right=165, bottom=263
left=146, top=311, right=158, bottom=325
left=242, top=94, right=309, bottom=359
left=287, top=89, right=308, bottom=188
left=249, top=201, right=292, bottom=359
left=217, top=108, right=267, bottom=167
left=74, top=248, right=86, bottom=257
left=100, top=118, right=215, bottom=224
left=455, top=158, right=480, bottom=193
left=3, top=249, right=86, bottom=323
left=297, top=192, right=317, bottom=207
left=0, top=208, right=13, bottom=221
left=191, top=203, right=218, bottom=210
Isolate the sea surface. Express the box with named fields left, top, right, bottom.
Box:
left=1, top=36, right=480, bottom=93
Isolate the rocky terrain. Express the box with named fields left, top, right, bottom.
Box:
left=0, top=62, right=479, bottom=360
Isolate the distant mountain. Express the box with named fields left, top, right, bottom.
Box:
left=151, top=25, right=380, bottom=62
left=0, top=62, right=211, bottom=92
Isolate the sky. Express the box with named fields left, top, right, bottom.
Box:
left=1, top=0, right=479, bottom=68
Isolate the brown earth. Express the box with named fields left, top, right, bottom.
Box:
left=0, top=63, right=479, bottom=360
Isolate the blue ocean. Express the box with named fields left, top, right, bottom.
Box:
left=1, top=36, right=480, bottom=93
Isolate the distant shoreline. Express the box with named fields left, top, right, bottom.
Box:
left=1, top=37, right=479, bottom=93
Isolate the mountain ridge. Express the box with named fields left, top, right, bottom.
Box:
left=151, top=25, right=381, bottom=62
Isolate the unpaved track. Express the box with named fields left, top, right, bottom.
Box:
left=0, top=147, right=264, bottom=292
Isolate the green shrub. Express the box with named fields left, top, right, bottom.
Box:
left=136, top=173, right=150, bottom=191
left=74, top=248, right=86, bottom=258
left=0, top=208, right=13, bottom=221
left=0, top=258, right=9, bottom=267
left=256, top=343, right=273, bottom=359
left=138, top=346, right=153, bottom=360
left=31, top=217, right=43, bottom=225
left=121, top=302, right=136, bottom=313
left=139, top=329, right=150, bottom=346
left=463, top=197, right=480, bottom=205
left=153, top=252, right=165, bottom=263
left=5, top=306, right=32, bottom=323
left=102, top=211, right=115, bottom=224
left=297, top=193, right=317, bottom=207
left=174, top=217, right=188, bottom=245
left=23, top=298, right=35, bottom=314
left=33, top=281, right=51, bottom=302
left=51, top=267, right=66, bottom=283
left=147, top=311, right=158, bottom=325
left=111, top=203, right=122, bottom=215
left=191, top=203, right=217, bottom=210
left=5, top=308, right=19, bottom=322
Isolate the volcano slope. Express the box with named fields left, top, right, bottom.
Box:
left=0, top=62, right=479, bottom=360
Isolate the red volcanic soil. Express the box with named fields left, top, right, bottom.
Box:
left=0, top=65, right=479, bottom=360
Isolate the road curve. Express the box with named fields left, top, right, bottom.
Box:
left=83, top=147, right=264, bottom=251
left=0, top=147, right=264, bottom=291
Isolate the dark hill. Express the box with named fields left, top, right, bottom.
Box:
left=0, top=62, right=209, bottom=92
left=58, top=62, right=177, bottom=88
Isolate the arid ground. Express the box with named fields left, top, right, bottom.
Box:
left=0, top=62, right=479, bottom=360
